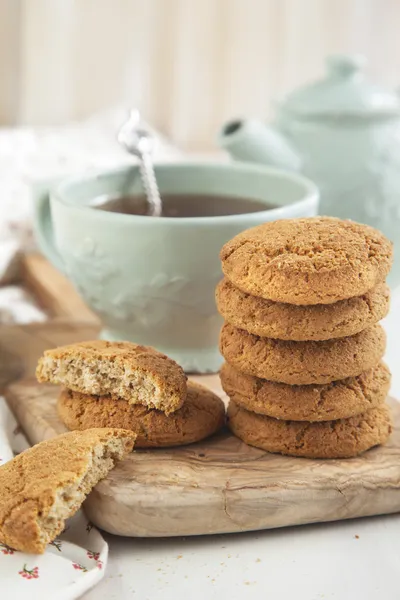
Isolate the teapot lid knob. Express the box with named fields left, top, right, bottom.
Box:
left=280, top=53, right=400, bottom=117
left=326, top=54, right=366, bottom=78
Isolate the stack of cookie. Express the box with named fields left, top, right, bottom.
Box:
left=36, top=340, right=225, bottom=448
left=217, top=217, right=393, bottom=458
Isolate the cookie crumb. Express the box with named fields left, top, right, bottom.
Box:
left=355, top=534, right=360, bottom=539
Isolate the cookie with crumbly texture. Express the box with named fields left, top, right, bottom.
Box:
left=219, top=323, right=386, bottom=385
left=36, top=340, right=187, bottom=415
left=58, top=381, right=226, bottom=448
left=227, top=401, right=392, bottom=458
left=216, top=279, right=390, bottom=341
left=220, top=362, right=390, bottom=421
left=220, top=217, right=393, bottom=305
left=0, top=428, right=135, bottom=554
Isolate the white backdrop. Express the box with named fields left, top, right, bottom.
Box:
left=2, top=0, right=400, bottom=150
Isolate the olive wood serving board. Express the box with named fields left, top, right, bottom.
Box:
left=2, top=322, right=400, bottom=537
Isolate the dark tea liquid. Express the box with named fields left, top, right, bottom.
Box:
left=90, top=193, right=276, bottom=217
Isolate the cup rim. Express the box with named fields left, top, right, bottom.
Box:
left=52, top=161, right=319, bottom=226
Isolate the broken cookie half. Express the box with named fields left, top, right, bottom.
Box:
left=0, top=428, right=135, bottom=554
left=36, top=340, right=187, bottom=415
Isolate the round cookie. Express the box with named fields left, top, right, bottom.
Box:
left=216, top=279, right=390, bottom=341
left=227, top=401, right=392, bottom=458
left=220, top=217, right=393, bottom=305
left=57, top=381, right=226, bottom=448
left=219, top=323, right=386, bottom=385
left=220, top=362, right=391, bottom=421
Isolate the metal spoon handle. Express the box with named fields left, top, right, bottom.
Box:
left=138, top=151, right=162, bottom=217
left=117, top=109, right=163, bottom=217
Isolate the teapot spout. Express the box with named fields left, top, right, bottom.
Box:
left=218, top=118, right=301, bottom=172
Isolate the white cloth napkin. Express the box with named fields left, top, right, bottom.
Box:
left=0, top=398, right=108, bottom=600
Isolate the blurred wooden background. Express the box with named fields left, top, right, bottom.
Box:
left=1, top=0, right=400, bottom=150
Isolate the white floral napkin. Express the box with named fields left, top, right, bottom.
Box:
left=0, top=397, right=108, bottom=600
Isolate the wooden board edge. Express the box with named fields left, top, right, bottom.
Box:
left=21, top=253, right=99, bottom=323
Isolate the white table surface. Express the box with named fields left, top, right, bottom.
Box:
left=81, top=291, right=400, bottom=600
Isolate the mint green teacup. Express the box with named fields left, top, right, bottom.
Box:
left=34, top=162, right=318, bottom=372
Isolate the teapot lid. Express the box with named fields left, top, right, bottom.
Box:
left=281, top=54, right=400, bottom=117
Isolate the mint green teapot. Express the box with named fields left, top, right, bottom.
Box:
left=218, top=54, right=400, bottom=286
